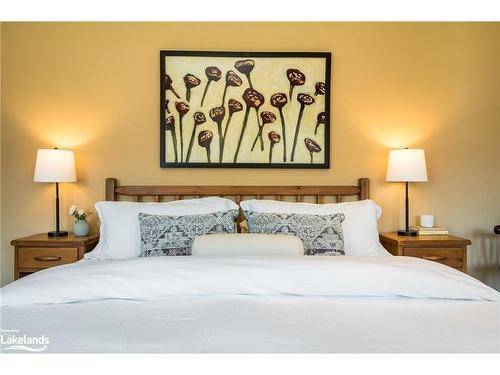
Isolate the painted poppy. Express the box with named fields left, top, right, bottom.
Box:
left=183, top=74, right=201, bottom=102
left=234, top=88, right=265, bottom=163
left=270, top=93, right=289, bottom=162
left=291, top=94, right=315, bottom=162
left=286, top=69, right=305, bottom=100
left=268, top=131, right=281, bottom=163
left=209, top=106, right=226, bottom=162
left=198, top=130, right=213, bottom=163
left=235, top=59, right=255, bottom=88
left=200, top=66, right=222, bottom=106
left=304, top=138, right=321, bottom=164
left=186, top=111, right=206, bottom=162
left=175, top=101, right=190, bottom=162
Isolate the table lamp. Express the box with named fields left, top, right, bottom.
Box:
left=34, top=148, right=77, bottom=237
left=386, top=148, right=428, bottom=236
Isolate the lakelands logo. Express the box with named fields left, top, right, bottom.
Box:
left=1, top=329, right=49, bottom=352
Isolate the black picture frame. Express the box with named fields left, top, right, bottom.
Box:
left=160, top=50, right=332, bottom=169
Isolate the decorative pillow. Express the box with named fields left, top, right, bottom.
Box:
left=243, top=211, right=345, bottom=256
left=192, top=233, right=304, bottom=257
left=240, top=199, right=390, bottom=256
left=86, top=197, right=239, bottom=260
left=139, top=209, right=239, bottom=256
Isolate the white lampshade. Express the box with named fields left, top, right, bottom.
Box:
left=34, top=149, right=77, bottom=183
left=386, top=148, right=428, bottom=182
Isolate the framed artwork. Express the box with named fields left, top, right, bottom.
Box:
left=160, top=51, right=331, bottom=168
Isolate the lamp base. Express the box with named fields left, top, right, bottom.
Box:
left=397, top=229, right=418, bottom=236
left=48, top=230, right=68, bottom=237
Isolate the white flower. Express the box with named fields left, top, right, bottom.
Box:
left=69, top=205, right=76, bottom=215
left=77, top=209, right=84, bottom=216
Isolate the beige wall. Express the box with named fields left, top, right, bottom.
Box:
left=0, top=22, right=3, bottom=285
left=1, top=22, right=499, bottom=288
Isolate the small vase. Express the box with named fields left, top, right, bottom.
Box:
left=74, top=219, right=90, bottom=237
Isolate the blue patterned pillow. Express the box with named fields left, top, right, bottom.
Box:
left=243, top=211, right=345, bottom=255
left=138, top=210, right=239, bottom=256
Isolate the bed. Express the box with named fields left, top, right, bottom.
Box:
left=1, top=177, right=499, bottom=353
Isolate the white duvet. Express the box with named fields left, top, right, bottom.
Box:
left=1, top=256, right=499, bottom=353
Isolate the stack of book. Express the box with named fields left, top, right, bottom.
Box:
left=410, top=226, right=449, bottom=235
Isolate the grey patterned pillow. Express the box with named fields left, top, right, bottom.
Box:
left=243, top=211, right=345, bottom=256
left=138, top=209, right=239, bottom=256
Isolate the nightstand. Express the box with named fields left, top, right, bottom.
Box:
left=379, top=232, right=471, bottom=273
left=11, top=233, right=99, bottom=279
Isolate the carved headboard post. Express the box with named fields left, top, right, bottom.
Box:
left=106, top=178, right=117, bottom=201
left=358, top=178, right=370, bottom=200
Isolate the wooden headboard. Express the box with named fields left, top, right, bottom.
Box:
left=105, top=177, right=370, bottom=204
left=106, top=177, right=369, bottom=232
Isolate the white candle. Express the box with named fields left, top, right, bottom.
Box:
left=420, top=215, right=434, bottom=228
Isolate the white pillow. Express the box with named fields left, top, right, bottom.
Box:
left=86, top=197, right=239, bottom=259
left=192, top=234, right=304, bottom=256
left=240, top=199, right=389, bottom=257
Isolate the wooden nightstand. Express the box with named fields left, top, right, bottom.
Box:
left=11, top=233, right=100, bottom=279
left=380, top=232, right=471, bottom=273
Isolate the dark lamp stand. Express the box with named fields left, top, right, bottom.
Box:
left=48, top=182, right=68, bottom=237
left=397, top=181, right=417, bottom=236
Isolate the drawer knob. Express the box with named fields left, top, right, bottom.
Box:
left=34, top=256, right=62, bottom=262
left=422, top=255, right=448, bottom=261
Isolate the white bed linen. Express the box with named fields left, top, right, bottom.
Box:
left=1, top=256, right=499, bottom=353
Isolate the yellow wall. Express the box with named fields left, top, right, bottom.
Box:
left=1, top=22, right=499, bottom=288
left=0, top=22, right=3, bottom=284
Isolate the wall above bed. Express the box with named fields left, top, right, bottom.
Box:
left=1, top=22, right=499, bottom=289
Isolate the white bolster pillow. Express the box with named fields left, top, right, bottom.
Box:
left=192, top=234, right=304, bottom=256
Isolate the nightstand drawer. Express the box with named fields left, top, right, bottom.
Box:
left=379, top=233, right=470, bottom=273
left=18, top=247, right=79, bottom=269
left=12, top=233, right=100, bottom=279
left=403, top=247, right=464, bottom=268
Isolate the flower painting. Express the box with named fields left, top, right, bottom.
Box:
left=160, top=51, right=331, bottom=168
